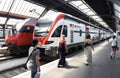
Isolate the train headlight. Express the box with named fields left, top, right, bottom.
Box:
left=45, top=41, right=54, bottom=44
left=11, top=42, right=16, bottom=45
left=45, top=47, right=52, bottom=56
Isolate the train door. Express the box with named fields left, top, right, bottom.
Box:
left=62, top=25, right=67, bottom=37
left=79, top=23, right=86, bottom=42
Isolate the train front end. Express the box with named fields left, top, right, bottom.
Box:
left=5, top=18, right=37, bottom=55
left=34, top=13, right=65, bottom=59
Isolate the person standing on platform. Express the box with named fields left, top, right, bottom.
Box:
left=27, top=39, right=41, bottom=78
left=58, top=35, right=68, bottom=68
left=110, top=35, right=118, bottom=59
left=84, top=34, right=94, bottom=65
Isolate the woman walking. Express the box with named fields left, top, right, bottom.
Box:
left=110, top=35, right=118, bottom=59
left=58, top=35, right=68, bottom=68
left=84, top=34, right=94, bottom=65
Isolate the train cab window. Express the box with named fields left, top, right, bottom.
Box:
left=52, top=26, right=62, bottom=37
left=35, top=22, right=52, bottom=37
left=62, top=25, right=67, bottom=37
left=19, top=26, right=34, bottom=32
left=8, top=28, right=17, bottom=35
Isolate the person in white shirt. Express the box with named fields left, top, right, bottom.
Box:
left=111, top=35, right=118, bottom=59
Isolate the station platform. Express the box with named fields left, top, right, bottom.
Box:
left=12, top=39, right=120, bottom=78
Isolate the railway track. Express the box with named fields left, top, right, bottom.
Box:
left=0, top=58, right=53, bottom=78
left=0, top=53, right=16, bottom=62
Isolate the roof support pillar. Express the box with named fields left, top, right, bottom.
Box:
left=38, top=6, right=50, bottom=19
left=107, top=0, right=120, bottom=6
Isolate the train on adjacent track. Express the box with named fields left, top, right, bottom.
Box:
left=4, top=13, right=112, bottom=59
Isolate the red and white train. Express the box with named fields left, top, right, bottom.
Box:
left=5, top=13, right=111, bottom=58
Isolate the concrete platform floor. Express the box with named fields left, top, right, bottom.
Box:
left=12, top=39, right=120, bottom=78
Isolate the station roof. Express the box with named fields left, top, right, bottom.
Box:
left=25, top=0, right=120, bottom=32
left=84, top=0, right=120, bottom=32
left=0, top=0, right=119, bottom=32
left=0, top=0, right=45, bottom=28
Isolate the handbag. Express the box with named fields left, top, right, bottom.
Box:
left=116, top=46, right=119, bottom=50
left=34, top=72, right=40, bottom=78
left=23, top=48, right=36, bottom=69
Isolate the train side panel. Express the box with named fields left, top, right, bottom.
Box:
left=65, top=19, right=86, bottom=50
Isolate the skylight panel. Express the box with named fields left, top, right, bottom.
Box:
left=87, top=11, right=95, bottom=16
left=115, top=10, right=120, bottom=19
left=7, top=18, right=18, bottom=25
left=99, top=22, right=108, bottom=27
left=31, top=5, right=41, bottom=17
left=94, top=18, right=103, bottom=22
left=12, top=0, right=24, bottom=13
left=0, top=0, right=45, bottom=18
left=0, top=17, right=6, bottom=24
left=92, top=16, right=100, bottom=19
left=79, top=4, right=88, bottom=9
left=18, top=1, right=28, bottom=15
left=114, top=3, right=120, bottom=19
left=114, top=3, right=120, bottom=12
left=82, top=9, right=90, bottom=13
left=24, top=2, right=33, bottom=16
left=71, top=1, right=83, bottom=6
left=1, top=0, right=12, bottom=11
left=0, top=0, right=6, bottom=11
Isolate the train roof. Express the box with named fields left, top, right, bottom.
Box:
left=65, top=14, right=99, bottom=29
left=38, top=12, right=64, bottom=22
left=38, top=12, right=103, bottom=30
left=65, top=14, right=108, bottom=31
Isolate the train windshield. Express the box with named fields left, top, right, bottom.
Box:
left=8, top=28, right=17, bottom=35
left=35, top=21, right=52, bottom=36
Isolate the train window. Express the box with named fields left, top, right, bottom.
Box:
left=8, top=29, right=17, bottom=35
left=62, top=25, right=67, bottom=37
left=71, top=30, right=73, bottom=43
left=52, top=26, right=62, bottom=37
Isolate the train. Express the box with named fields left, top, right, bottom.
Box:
left=5, top=18, right=37, bottom=55
left=4, top=13, right=112, bottom=58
